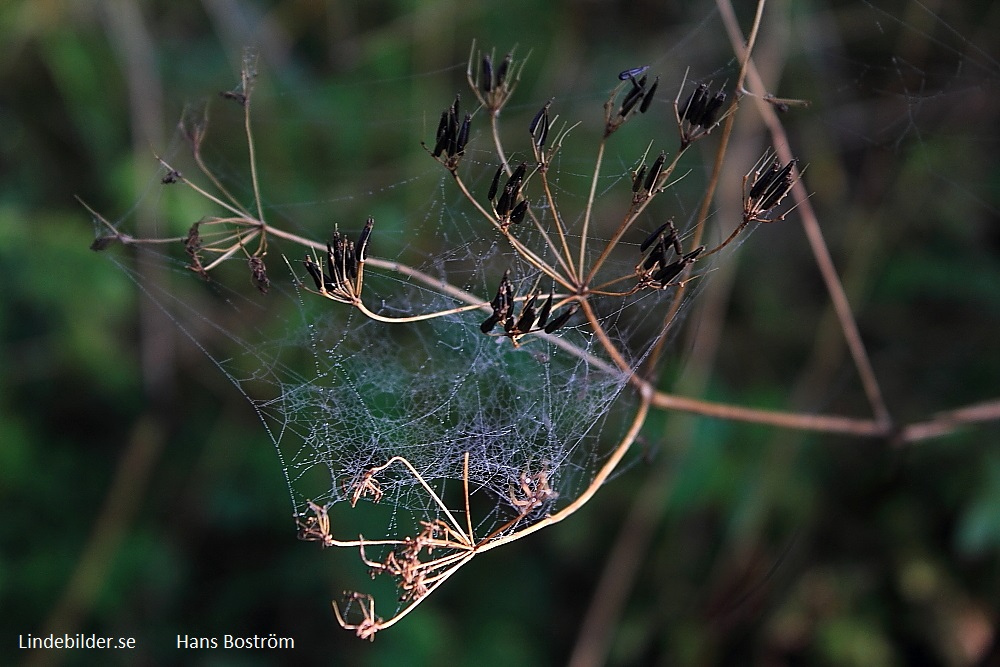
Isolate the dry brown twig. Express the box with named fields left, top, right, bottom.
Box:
left=84, top=0, right=1000, bottom=639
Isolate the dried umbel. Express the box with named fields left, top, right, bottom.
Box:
left=302, top=217, right=374, bottom=305
left=675, top=79, right=729, bottom=149
left=295, top=501, right=335, bottom=548
left=82, top=32, right=835, bottom=642
left=744, top=157, right=798, bottom=222
left=487, top=162, right=530, bottom=228
left=480, top=270, right=578, bottom=346
left=429, top=96, right=471, bottom=171
left=468, top=43, right=527, bottom=116
left=604, top=66, right=660, bottom=137
left=637, top=221, right=706, bottom=289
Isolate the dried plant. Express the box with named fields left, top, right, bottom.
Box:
left=84, top=3, right=1000, bottom=641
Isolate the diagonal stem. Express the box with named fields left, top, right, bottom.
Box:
left=716, top=0, right=893, bottom=429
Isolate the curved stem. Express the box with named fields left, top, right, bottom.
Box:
left=243, top=93, right=266, bottom=225
left=354, top=299, right=487, bottom=324
left=489, top=112, right=509, bottom=174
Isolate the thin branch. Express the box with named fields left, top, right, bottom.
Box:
left=899, top=399, right=1000, bottom=444
left=578, top=139, right=607, bottom=282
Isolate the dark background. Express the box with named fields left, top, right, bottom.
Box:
left=2, top=0, right=1000, bottom=665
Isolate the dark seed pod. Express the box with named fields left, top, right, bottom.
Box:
left=497, top=53, right=512, bottom=87
left=529, top=100, right=551, bottom=149
left=652, top=246, right=703, bottom=284
left=344, top=241, right=358, bottom=281
left=484, top=269, right=515, bottom=333
left=432, top=115, right=450, bottom=158
left=356, top=217, right=374, bottom=263
left=685, top=246, right=705, bottom=261
left=488, top=165, right=504, bottom=201
left=642, top=240, right=666, bottom=271
left=480, top=313, right=500, bottom=334
left=700, top=90, right=726, bottom=128
left=535, top=117, right=549, bottom=150
left=446, top=119, right=459, bottom=157
left=632, top=165, right=647, bottom=193
left=509, top=162, right=526, bottom=190
left=510, top=199, right=529, bottom=224
left=669, top=227, right=684, bottom=256
left=620, top=81, right=646, bottom=117
left=482, top=54, right=494, bottom=92
left=495, top=188, right=513, bottom=217
left=435, top=110, right=449, bottom=144
left=760, top=160, right=797, bottom=210
left=537, top=290, right=554, bottom=329
left=640, top=222, right=671, bottom=252
left=543, top=303, right=579, bottom=334
left=639, top=76, right=659, bottom=114
left=529, top=101, right=549, bottom=135
left=643, top=152, right=665, bottom=192
left=492, top=270, right=511, bottom=303
left=681, top=83, right=709, bottom=124
left=653, top=259, right=684, bottom=284
left=516, top=291, right=539, bottom=331
left=620, top=92, right=643, bottom=117
left=749, top=161, right=781, bottom=200
left=304, top=257, right=325, bottom=291
left=326, top=241, right=339, bottom=281
left=456, top=113, right=472, bottom=154
left=495, top=163, right=527, bottom=218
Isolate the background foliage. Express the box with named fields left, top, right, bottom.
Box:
left=2, top=0, right=999, bottom=665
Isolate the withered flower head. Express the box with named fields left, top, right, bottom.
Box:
left=677, top=81, right=729, bottom=149
left=481, top=273, right=577, bottom=345
left=637, top=220, right=703, bottom=288
left=303, top=219, right=375, bottom=304
left=429, top=95, right=471, bottom=170
left=744, top=158, right=798, bottom=222
left=488, top=162, right=529, bottom=229
left=605, top=68, right=659, bottom=137
left=469, top=46, right=523, bottom=116
left=529, top=100, right=551, bottom=151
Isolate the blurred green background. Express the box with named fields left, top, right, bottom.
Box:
left=2, top=0, right=1000, bottom=665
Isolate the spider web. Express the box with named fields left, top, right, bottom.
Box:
left=84, top=0, right=1000, bottom=652
left=101, top=53, right=718, bottom=547
left=95, top=0, right=1000, bottom=554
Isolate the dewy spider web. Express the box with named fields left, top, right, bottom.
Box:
left=268, top=280, right=639, bottom=524
left=88, top=10, right=809, bottom=634
left=79, top=0, right=1000, bottom=653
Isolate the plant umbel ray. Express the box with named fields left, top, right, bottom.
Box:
left=86, top=8, right=1000, bottom=638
